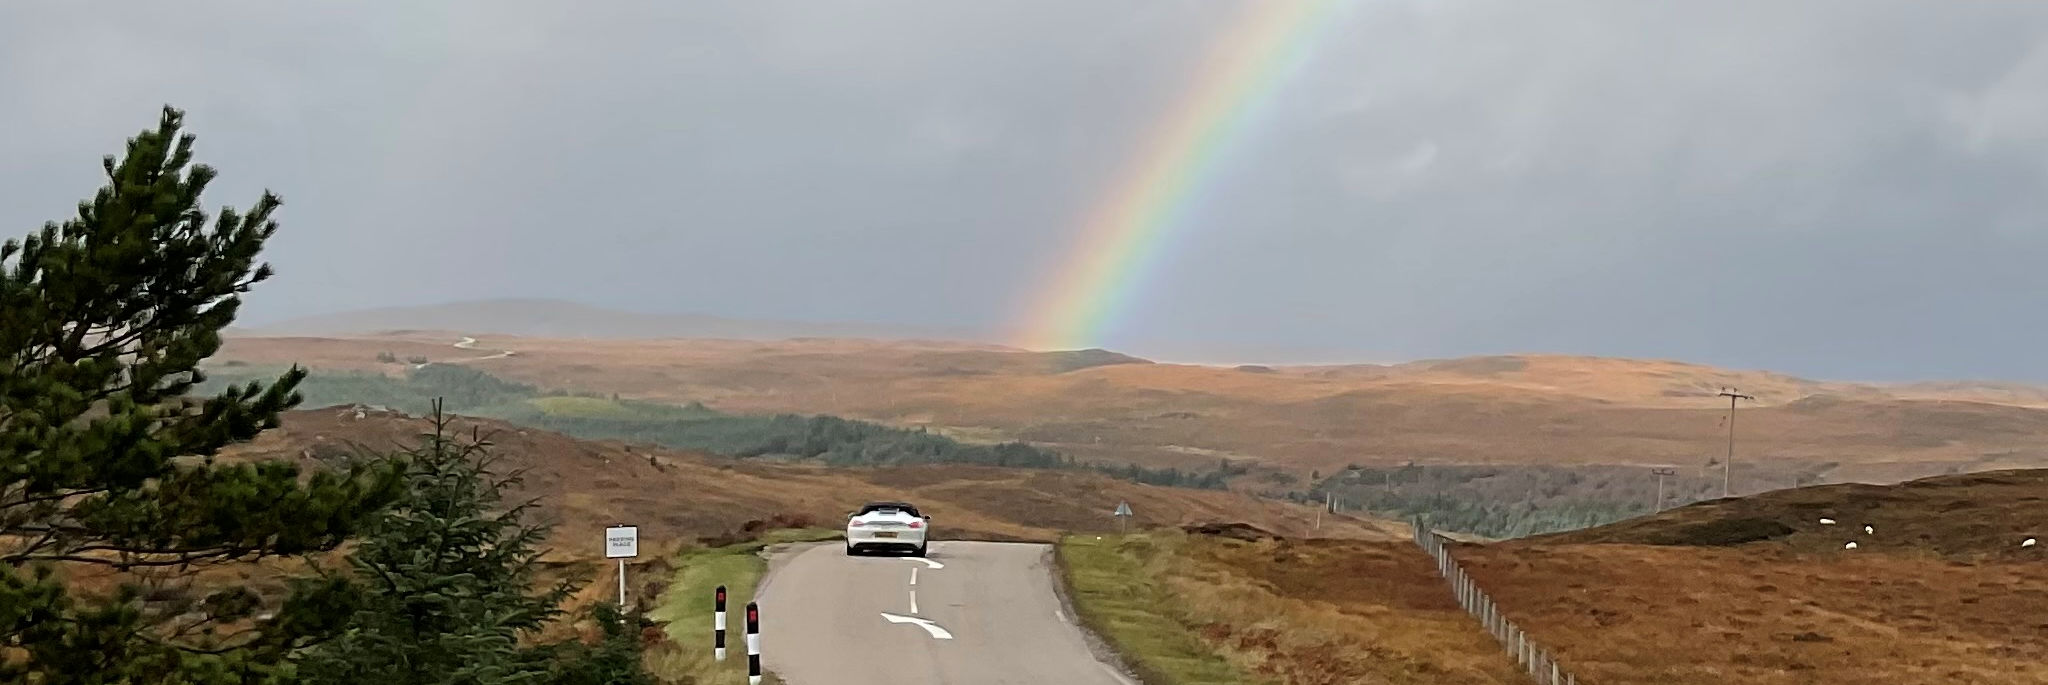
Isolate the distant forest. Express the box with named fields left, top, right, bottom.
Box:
left=1297, top=463, right=1735, bottom=538
left=195, top=363, right=1235, bottom=490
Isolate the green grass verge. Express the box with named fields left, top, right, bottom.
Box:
left=1056, top=534, right=1254, bottom=685
left=645, top=529, right=839, bottom=684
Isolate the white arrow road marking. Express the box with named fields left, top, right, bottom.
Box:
left=881, top=613, right=953, bottom=640
left=907, top=557, right=943, bottom=569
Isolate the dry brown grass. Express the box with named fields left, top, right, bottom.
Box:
left=1061, top=532, right=1525, bottom=685
left=215, top=335, right=2048, bottom=479
left=1454, top=543, right=2048, bottom=684
left=1071, top=525, right=2048, bottom=685
left=1429, top=470, right=2048, bottom=682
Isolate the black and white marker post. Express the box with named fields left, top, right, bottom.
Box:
left=713, top=585, right=728, bottom=662
left=745, top=602, right=762, bottom=685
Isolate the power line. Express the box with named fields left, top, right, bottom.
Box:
left=1717, top=388, right=1755, bottom=498
left=1650, top=467, right=1677, bottom=511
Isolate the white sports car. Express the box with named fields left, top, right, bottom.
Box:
left=845, top=501, right=930, bottom=557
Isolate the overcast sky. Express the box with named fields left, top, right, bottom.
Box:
left=5, top=1, right=2048, bottom=380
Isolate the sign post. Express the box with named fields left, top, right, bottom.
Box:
left=605, top=525, right=639, bottom=607
left=1113, top=501, right=1133, bottom=534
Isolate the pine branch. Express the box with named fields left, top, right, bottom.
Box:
left=10, top=548, right=240, bottom=569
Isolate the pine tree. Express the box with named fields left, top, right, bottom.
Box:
left=299, top=403, right=647, bottom=685
left=0, top=107, right=403, bottom=682
left=543, top=603, right=657, bottom=685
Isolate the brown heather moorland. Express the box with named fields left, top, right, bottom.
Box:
left=216, top=333, right=2048, bottom=487
left=223, top=408, right=1398, bottom=557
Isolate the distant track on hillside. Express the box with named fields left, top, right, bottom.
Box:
left=412, top=336, right=516, bottom=369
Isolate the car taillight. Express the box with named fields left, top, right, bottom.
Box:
left=849, top=520, right=865, bottom=527
left=908, top=521, right=923, bottom=529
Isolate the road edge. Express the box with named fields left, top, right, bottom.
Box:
left=753, top=540, right=829, bottom=603
left=1045, top=541, right=1146, bottom=685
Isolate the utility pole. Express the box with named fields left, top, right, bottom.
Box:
left=1717, top=388, right=1755, bottom=498
left=1650, top=467, right=1676, bottom=511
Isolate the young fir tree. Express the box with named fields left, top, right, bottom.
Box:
left=299, top=403, right=651, bottom=685
left=545, top=602, right=657, bottom=685
left=0, top=107, right=403, bottom=682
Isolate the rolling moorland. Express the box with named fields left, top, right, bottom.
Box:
left=1064, top=469, right=2048, bottom=685
left=222, top=408, right=1393, bottom=556
left=209, top=322, right=2048, bottom=536
left=193, top=363, right=1249, bottom=491
left=185, top=321, right=2048, bottom=683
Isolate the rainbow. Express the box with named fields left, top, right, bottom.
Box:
left=1016, top=0, right=1350, bottom=351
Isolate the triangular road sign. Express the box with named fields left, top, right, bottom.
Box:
left=1114, top=501, right=1132, bottom=517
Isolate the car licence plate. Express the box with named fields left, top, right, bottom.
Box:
left=873, top=532, right=897, bottom=538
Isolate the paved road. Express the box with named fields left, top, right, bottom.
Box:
left=759, top=541, right=1134, bottom=685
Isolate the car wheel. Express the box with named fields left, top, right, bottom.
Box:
left=912, top=543, right=928, bottom=558
left=845, top=542, right=858, bottom=556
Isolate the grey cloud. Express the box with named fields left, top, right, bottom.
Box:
left=4, top=1, right=2046, bottom=379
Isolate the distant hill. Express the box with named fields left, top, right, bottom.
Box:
left=206, top=333, right=2048, bottom=486
left=246, top=298, right=986, bottom=341
left=1530, top=469, right=2048, bottom=558
left=208, top=333, right=2048, bottom=540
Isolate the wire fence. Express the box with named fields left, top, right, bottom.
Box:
left=1411, top=518, right=1581, bottom=685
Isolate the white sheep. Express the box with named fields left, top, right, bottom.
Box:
left=1863, top=525, right=1875, bottom=535
left=2024, top=538, right=2037, bottom=548
left=1844, top=541, right=1859, bottom=550
left=1819, top=518, right=1836, bottom=525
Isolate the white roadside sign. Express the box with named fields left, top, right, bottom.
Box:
left=606, top=525, right=639, bottom=559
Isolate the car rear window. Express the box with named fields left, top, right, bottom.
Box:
left=859, top=503, right=920, bottom=517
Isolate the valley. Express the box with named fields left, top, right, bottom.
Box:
left=214, top=331, right=2048, bottom=479
left=209, top=330, right=2048, bottom=538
